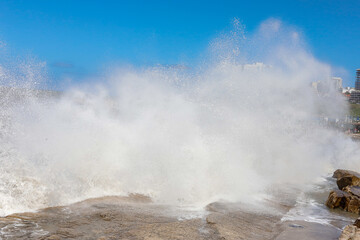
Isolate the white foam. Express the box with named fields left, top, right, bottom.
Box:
left=0, top=19, right=359, bottom=216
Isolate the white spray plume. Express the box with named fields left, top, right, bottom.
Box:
left=0, top=19, right=357, bottom=216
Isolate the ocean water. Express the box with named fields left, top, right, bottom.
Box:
left=281, top=177, right=357, bottom=228
left=0, top=19, right=359, bottom=226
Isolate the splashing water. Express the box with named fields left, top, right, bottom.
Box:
left=0, top=19, right=359, bottom=216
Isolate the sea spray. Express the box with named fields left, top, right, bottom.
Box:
left=0, top=19, right=358, bottom=216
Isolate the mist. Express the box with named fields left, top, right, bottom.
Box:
left=0, top=19, right=357, bottom=216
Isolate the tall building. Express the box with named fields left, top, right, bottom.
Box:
left=355, top=69, right=360, bottom=90
left=350, top=69, right=360, bottom=103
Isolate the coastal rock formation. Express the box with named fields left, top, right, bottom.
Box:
left=345, top=186, right=360, bottom=198
left=327, top=170, right=360, bottom=239
left=333, top=169, right=360, bottom=180
left=326, top=189, right=351, bottom=209
left=326, top=169, right=360, bottom=214
left=333, top=169, right=360, bottom=190
left=339, top=218, right=360, bottom=240
left=339, top=225, right=360, bottom=240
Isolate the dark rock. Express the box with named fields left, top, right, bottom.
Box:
left=347, top=196, right=360, bottom=214
left=354, top=218, right=360, bottom=228
left=333, top=169, right=360, bottom=179
left=335, top=171, right=360, bottom=190
left=325, top=189, right=351, bottom=209
left=332, top=169, right=360, bottom=190
left=326, top=172, right=360, bottom=214
left=337, top=176, right=356, bottom=190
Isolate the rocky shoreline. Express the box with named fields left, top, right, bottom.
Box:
left=326, top=169, right=360, bottom=239
left=0, top=194, right=344, bottom=240
left=2, top=170, right=360, bottom=239
left=0, top=195, right=286, bottom=240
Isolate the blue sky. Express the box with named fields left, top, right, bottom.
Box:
left=0, top=0, right=359, bottom=87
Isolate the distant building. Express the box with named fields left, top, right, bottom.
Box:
left=350, top=91, right=360, bottom=103
left=332, top=77, right=343, bottom=91
left=350, top=69, right=360, bottom=103
left=355, top=69, right=360, bottom=90
left=342, top=87, right=356, bottom=94
left=312, top=77, right=343, bottom=96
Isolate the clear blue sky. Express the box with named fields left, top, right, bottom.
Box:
left=0, top=0, right=359, bottom=87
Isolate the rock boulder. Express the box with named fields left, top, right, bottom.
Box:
left=333, top=169, right=360, bottom=190
left=333, top=169, right=360, bottom=180
left=339, top=225, right=360, bottom=240
left=326, top=189, right=351, bottom=209
left=326, top=170, right=360, bottom=214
